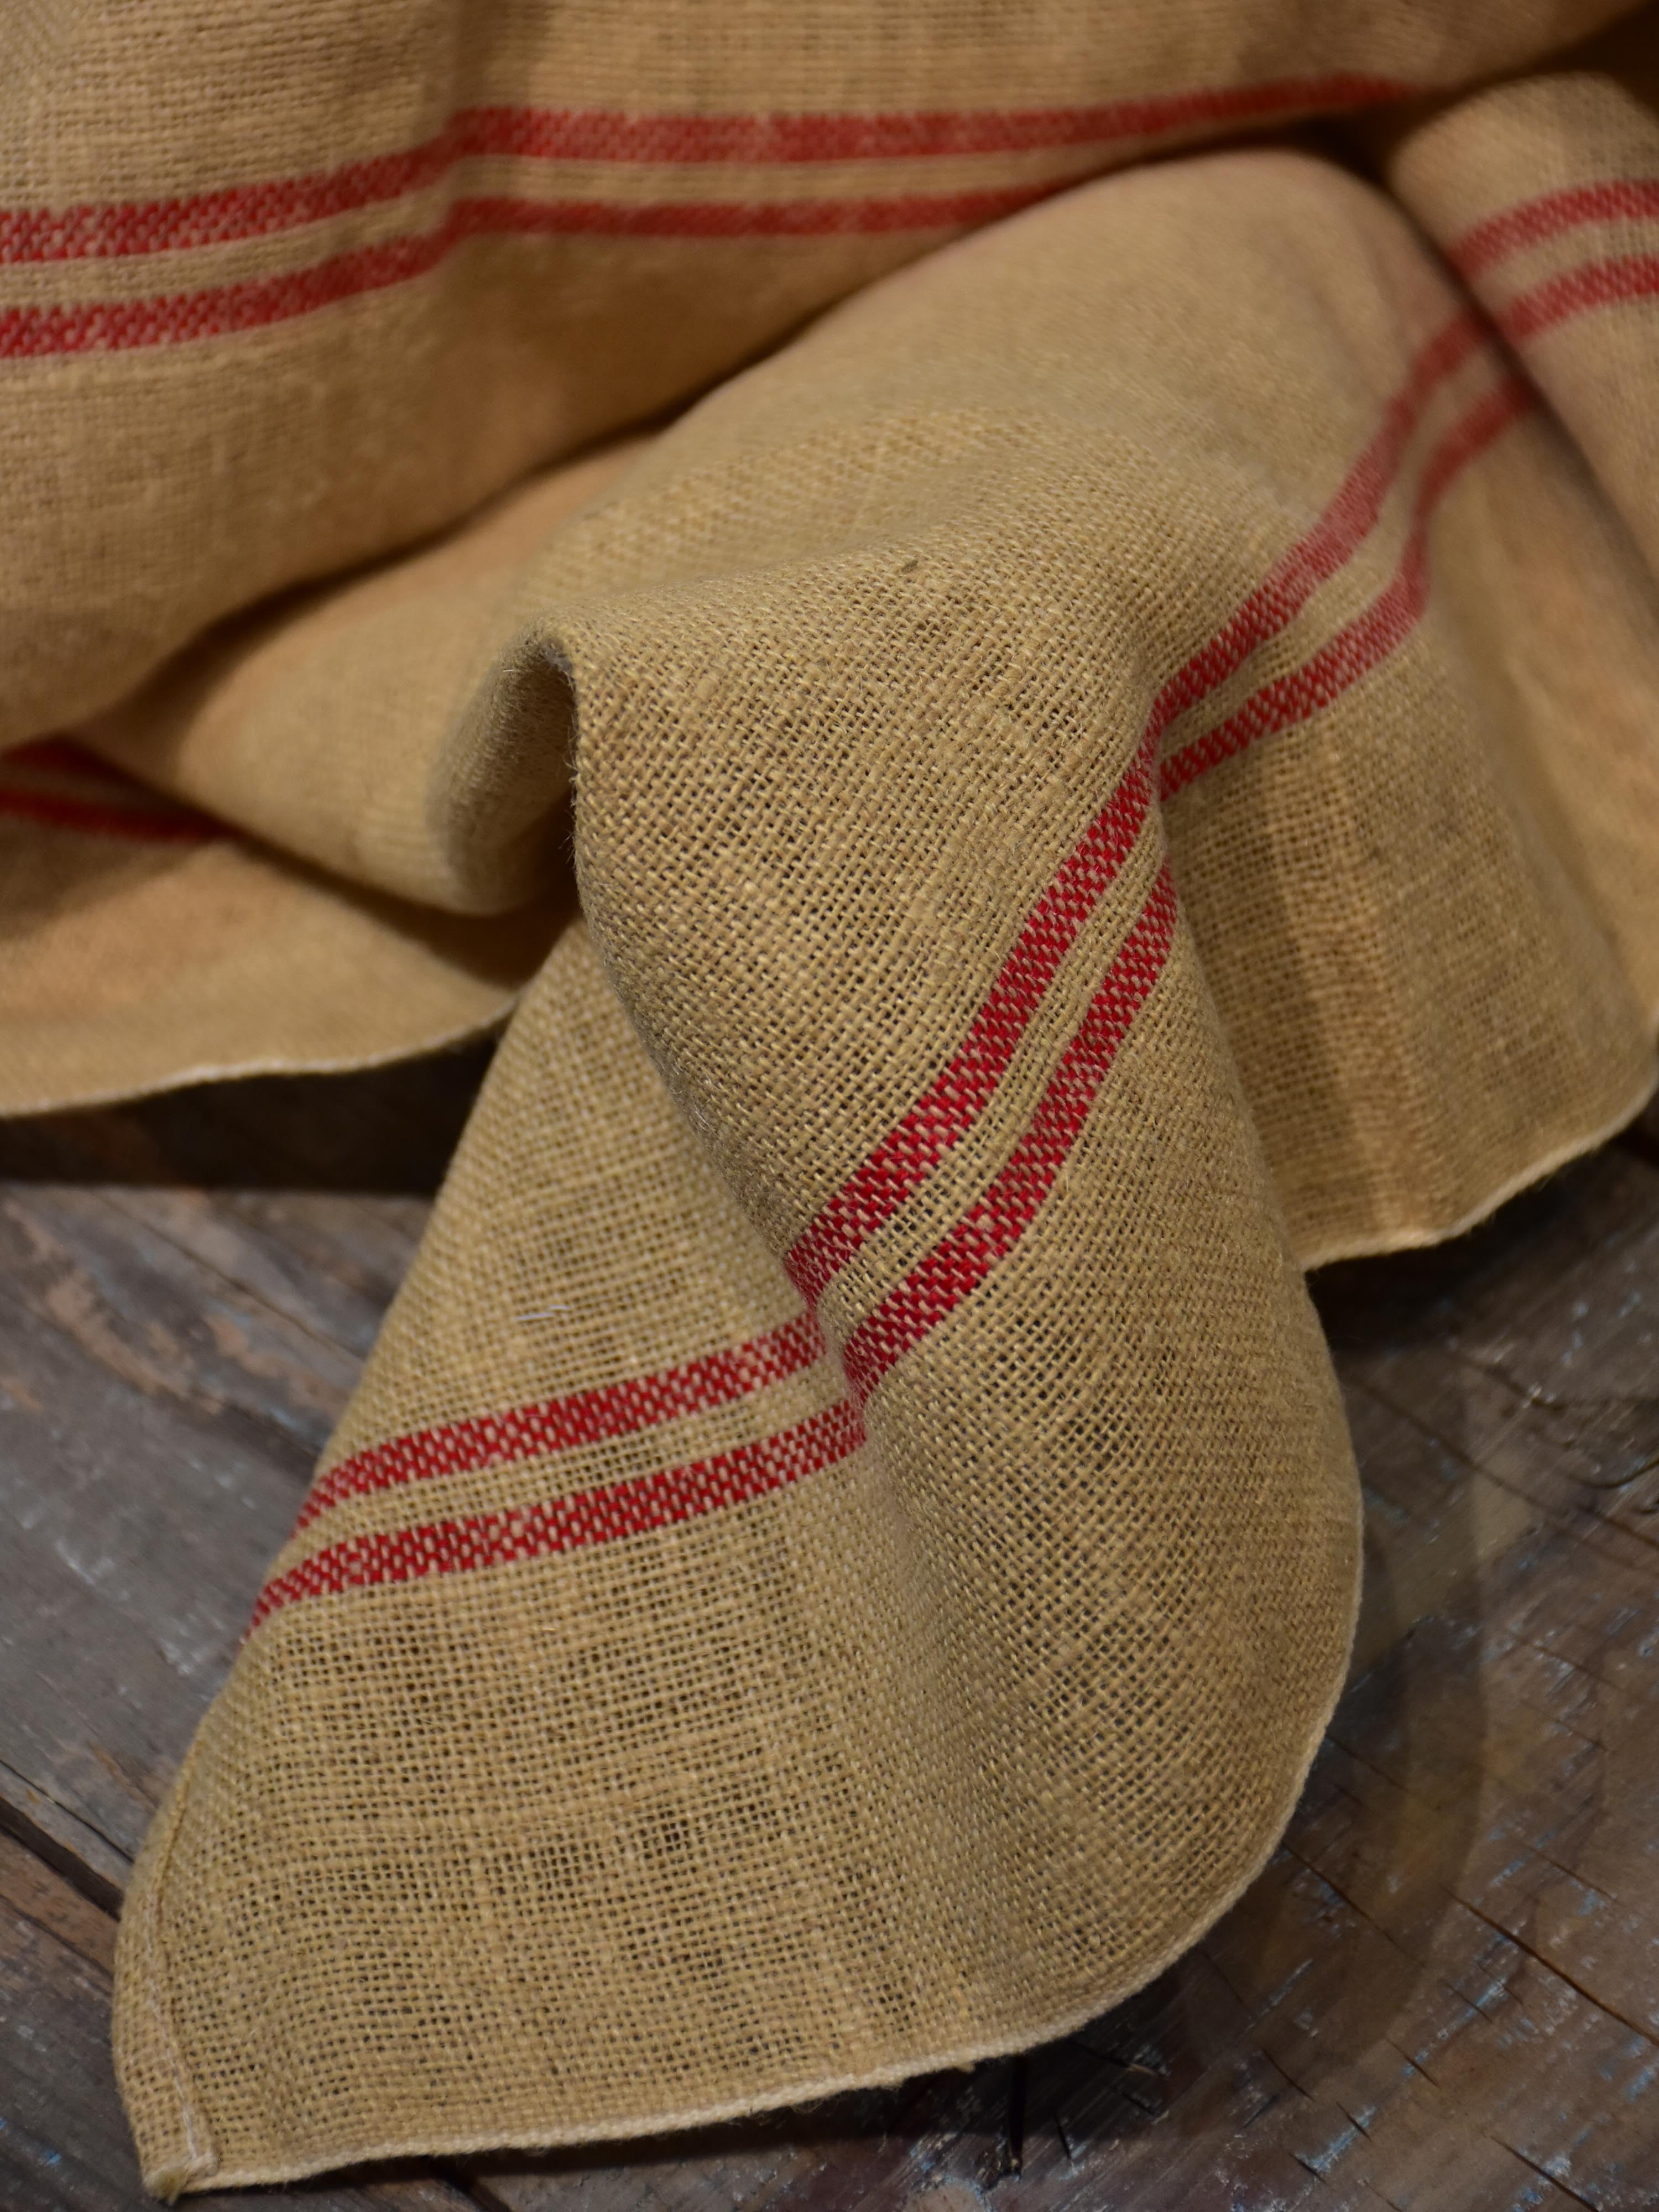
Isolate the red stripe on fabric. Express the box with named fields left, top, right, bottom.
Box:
left=783, top=308, right=1484, bottom=1309
left=1160, top=374, right=1533, bottom=798
left=827, top=366, right=1517, bottom=1396
left=251, top=1397, right=865, bottom=1627
left=785, top=731, right=1161, bottom=1308
left=468, top=76, right=1408, bottom=164
left=462, top=182, right=1056, bottom=236
left=296, top=1310, right=827, bottom=1532
left=0, top=187, right=1061, bottom=357
left=1142, top=312, right=1485, bottom=734
left=0, top=786, right=222, bottom=842
left=1496, top=250, right=1659, bottom=345
left=1450, top=179, right=1659, bottom=279
left=838, top=862, right=1178, bottom=1402
left=1, top=77, right=1410, bottom=263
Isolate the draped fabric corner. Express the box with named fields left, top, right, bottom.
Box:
left=3, top=0, right=1659, bottom=2193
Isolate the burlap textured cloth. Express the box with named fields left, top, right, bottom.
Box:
left=4, top=0, right=1659, bottom=2193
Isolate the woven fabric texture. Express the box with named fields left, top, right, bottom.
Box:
left=0, top=0, right=1629, bottom=749
left=2, top=0, right=1658, bottom=2195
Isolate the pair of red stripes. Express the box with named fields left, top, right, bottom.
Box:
left=3, top=175, right=1655, bottom=376
left=0, top=183, right=1070, bottom=359
left=1444, top=174, right=1659, bottom=348
left=253, top=302, right=1539, bottom=1628
left=251, top=1396, right=865, bottom=1629
left=0, top=74, right=1414, bottom=359
left=4, top=75, right=1405, bottom=259
left=12, top=182, right=1636, bottom=848
left=0, top=739, right=220, bottom=843
left=8, top=104, right=1659, bottom=358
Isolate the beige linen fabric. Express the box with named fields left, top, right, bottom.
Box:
left=100, top=134, right=1659, bottom=2190
left=118, top=907, right=1358, bottom=2192
left=0, top=740, right=564, bottom=1113
left=0, top=0, right=1635, bottom=748
left=1366, top=4, right=1659, bottom=581
left=83, top=442, right=641, bottom=915
left=0, top=429, right=639, bottom=1112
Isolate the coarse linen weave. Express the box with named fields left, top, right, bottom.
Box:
left=2, top=0, right=1658, bottom=2194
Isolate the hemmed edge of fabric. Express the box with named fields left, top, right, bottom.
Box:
left=1292, top=1049, right=1659, bottom=1274
left=118, top=1735, right=218, bottom=2203
left=0, top=1005, right=519, bottom=1123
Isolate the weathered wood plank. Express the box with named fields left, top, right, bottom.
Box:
left=0, top=1052, right=487, bottom=1869
left=0, top=1210, right=332, bottom=1862
left=0, top=1757, right=129, bottom=1915
left=92, top=1181, right=431, bottom=1365
left=0, top=1050, right=490, bottom=1194
left=1322, top=1141, right=1659, bottom=1545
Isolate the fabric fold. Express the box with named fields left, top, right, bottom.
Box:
left=112, top=140, right=1659, bottom=2188
left=82, top=441, right=640, bottom=915
left=0, top=0, right=1635, bottom=748
left=116, top=907, right=1361, bottom=2194
left=1363, top=4, right=1659, bottom=586
left=0, top=735, right=566, bottom=1115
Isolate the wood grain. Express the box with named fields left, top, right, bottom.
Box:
left=3, top=1060, right=1658, bottom=2210
left=0, top=1052, right=485, bottom=1872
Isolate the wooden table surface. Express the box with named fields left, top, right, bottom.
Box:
left=4, top=1047, right=1659, bottom=2212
